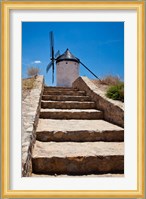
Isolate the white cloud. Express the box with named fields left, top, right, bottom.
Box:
left=33, top=60, right=41, bottom=64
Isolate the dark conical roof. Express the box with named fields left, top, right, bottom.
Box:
left=56, top=48, right=80, bottom=63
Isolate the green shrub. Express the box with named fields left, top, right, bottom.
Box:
left=106, top=83, right=124, bottom=102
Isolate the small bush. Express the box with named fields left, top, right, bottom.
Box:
left=106, top=83, right=124, bottom=102
left=27, top=66, right=40, bottom=78
left=101, top=75, right=121, bottom=86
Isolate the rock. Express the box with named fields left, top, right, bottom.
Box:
left=22, top=76, right=44, bottom=177
left=32, top=141, right=124, bottom=175
left=73, top=77, right=124, bottom=127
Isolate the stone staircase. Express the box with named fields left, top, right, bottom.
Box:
left=32, top=86, right=124, bottom=176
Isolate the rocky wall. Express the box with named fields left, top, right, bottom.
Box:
left=22, top=76, right=44, bottom=176
left=73, top=76, right=124, bottom=128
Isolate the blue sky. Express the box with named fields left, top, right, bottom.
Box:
left=22, top=22, right=124, bottom=86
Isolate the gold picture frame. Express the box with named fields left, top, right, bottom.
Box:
left=1, top=1, right=145, bottom=198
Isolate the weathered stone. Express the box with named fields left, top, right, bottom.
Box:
left=43, top=90, right=85, bottom=96
left=41, top=100, right=95, bottom=109
left=31, top=173, right=124, bottom=177
left=73, top=77, right=124, bottom=127
left=22, top=76, right=44, bottom=177
left=24, top=78, right=124, bottom=177
left=44, top=86, right=77, bottom=91
left=26, top=126, right=33, bottom=132
left=40, top=108, right=103, bottom=119
left=36, top=119, right=124, bottom=142
left=32, top=141, right=124, bottom=175
left=42, top=95, right=90, bottom=101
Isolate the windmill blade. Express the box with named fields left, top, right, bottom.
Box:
left=55, top=50, right=60, bottom=59
left=52, top=61, right=55, bottom=83
left=50, top=31, right=54, bottom=49
left=50, top=31, right=54, bottom=59
left=79, top=61, right=101, bottom=81
left=46, top=61, right=53, bottom=73
left=49, top=31, right=56, bottom=83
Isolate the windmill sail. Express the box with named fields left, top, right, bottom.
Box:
left=46, top=61, right=53, bottom=73
left=46, top=31, right=60, bottom=84
left=55, top=50, right=60, bottom=59
left=79, top=61, right=101, bottom=81
left=50, top=31, right=54, bottom=58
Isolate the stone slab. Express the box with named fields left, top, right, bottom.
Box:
left=32, top=141, right=124, bottom=175
left=42, top=95, right=91, bottom=101
left=33, top=141, right=124, bottom=157
left=40, top=109, right=103, bottom=119
left=31, top=173, right=124, bottom=177
left=41, top=100, right=95, bottom=109
left=36, top=119, right=124, bottom=142
left=43, top=90, right=85, bottom=96
left=44, top=86, right=77, bottom=91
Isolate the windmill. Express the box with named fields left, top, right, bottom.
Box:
left=46, top=31, right=100, bottom=86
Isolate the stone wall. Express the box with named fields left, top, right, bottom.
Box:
left=22, top=76, right=44, bottom=176
left=73, top=76, right=124, bottom=128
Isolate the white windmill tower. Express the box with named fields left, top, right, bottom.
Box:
left=56, top=48, right=80, bottom=87
left=46, top=31, right=100, bottom=87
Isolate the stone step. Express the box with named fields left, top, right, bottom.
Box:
left=42, top=95, right=91, bottom=101
left=44, top=86, right=77, bottom=91
left=40, top=109, right=103, bottom=119
left=31, top=173, right=124, bottom=177
left=41, top=100, right=95, bottom=109
left=43, top=90, right=85, bottom=96
left=32, top=141, right=124, bottom=175
left=36, top=119, right=124, bottom=142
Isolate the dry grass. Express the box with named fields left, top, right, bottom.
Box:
left=22, top=77, right=35, bottom=90
left=100, top=75, right=121, bottom=86
left=91, top=75, right=122, bottom=88
left=22, top=77, right=36, bottom=100
left=27, top=66, right=40, bottom=77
